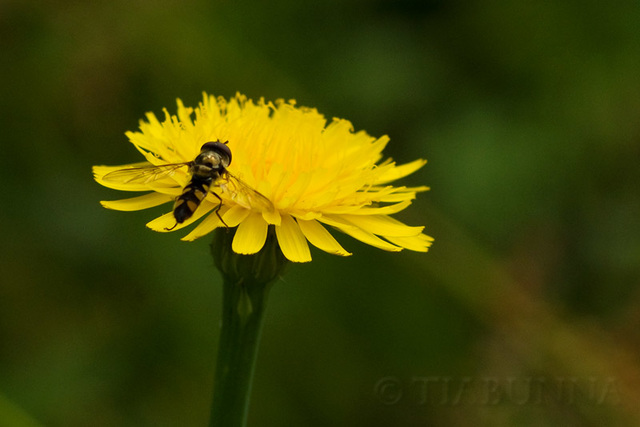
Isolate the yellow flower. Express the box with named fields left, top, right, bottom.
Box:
left=93, top=93, right=433, bottom=262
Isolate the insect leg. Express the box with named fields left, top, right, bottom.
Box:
left=211, top=191, right=229, bottom=228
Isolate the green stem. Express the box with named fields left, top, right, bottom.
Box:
left=209, top=277, right=270, bottom=427
left=208, top=228, right=287, bottom=426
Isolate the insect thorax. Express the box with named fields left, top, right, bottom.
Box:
left=191, top=163, right=221, bottom=180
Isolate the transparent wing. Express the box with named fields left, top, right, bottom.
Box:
left=222, top=172, right=275, bottom=212
left=102, top=162, right=192, bottom=184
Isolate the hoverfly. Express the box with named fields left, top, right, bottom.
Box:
left=102, top=140, right=273, bottom=230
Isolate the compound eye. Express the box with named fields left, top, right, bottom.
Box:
left=201, top=140, right=232, bottom=165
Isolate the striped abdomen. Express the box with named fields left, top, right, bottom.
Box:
left=173, top=176, right=213, bottom=223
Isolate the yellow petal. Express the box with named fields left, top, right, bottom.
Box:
left=232, top=212, right=268, bottom=255
left=181, top=211, right=224, bottom=241
left=93, top=164, right=155, bottom=191
left=146, top=211, right=179, bottom=232
left=275, top=215, right=312, bottom=262
left=289, top=210, right=322, bottom=221
left=221, top=205, right=251, bottom=228
left=372, top=187, right=429, bottom=202
left=297, top=218, right=351, bottom=257
left=338, top=214, right=424, bottom=237
left=323, top=200, right=412, bottom=216
left=385, top=233, right=434, bottom=252
left=316, top=204, right=368, bottom=215
left=93, top=163, right=184, bottom=193
left=278, top=171, right=311, bottom=207
left=340, top=227, right=402, bottom=252
left=355, top=200, right=414, bottom=215
left=100, top=192, right=172, bottom=211
left=262, top=208, right=282, bottom=226
left=314, top=215, right=358, bottom=231
left=319, top=215, right=402, bottom=252
left=146, top=201, right=217, bottom=232
left=373, top=159, right=427, bottom=185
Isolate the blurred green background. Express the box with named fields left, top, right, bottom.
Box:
left=2, top=0, right=640, bottom=425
